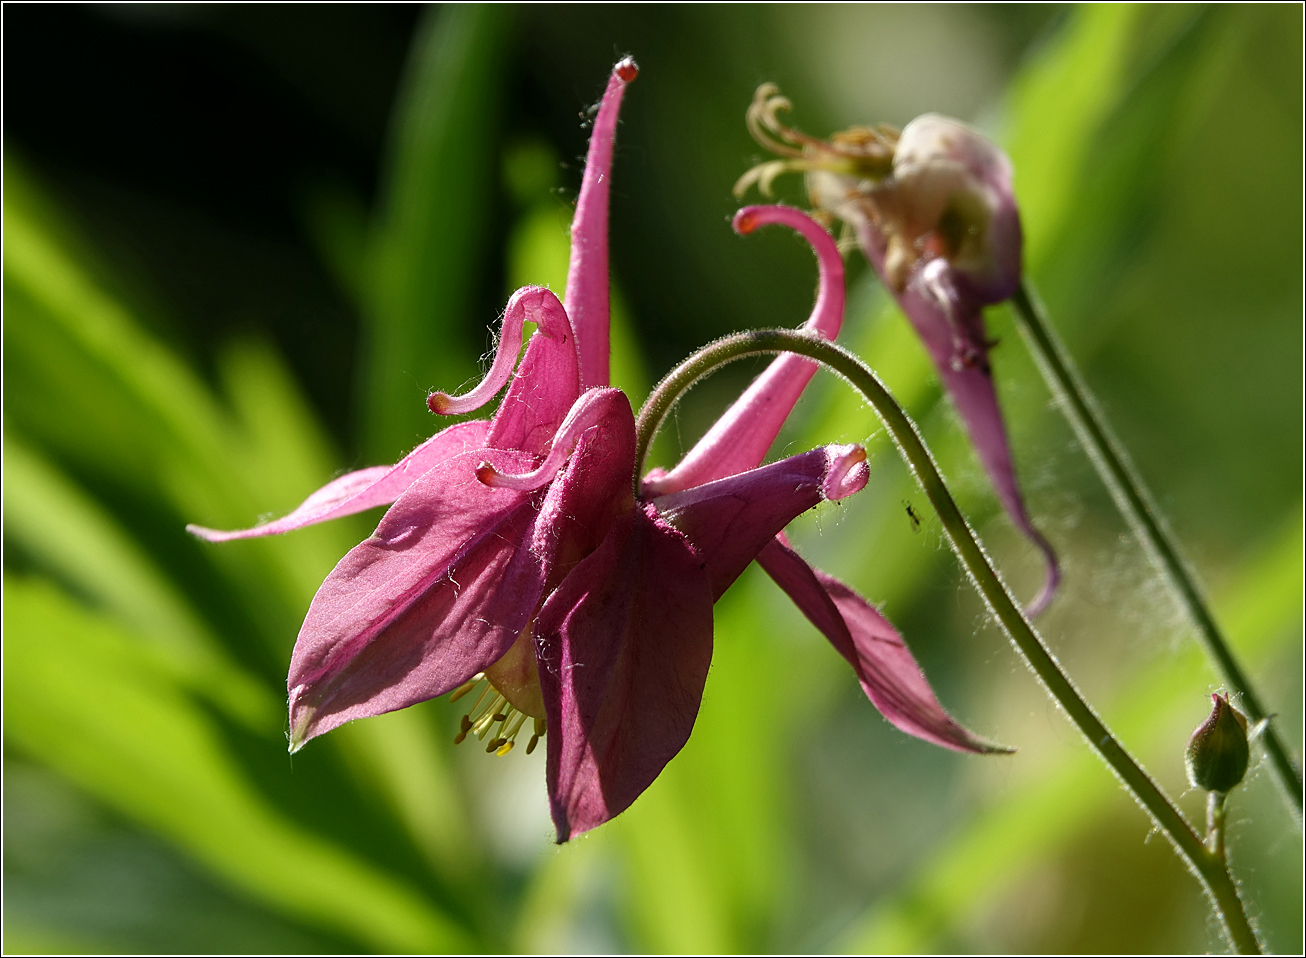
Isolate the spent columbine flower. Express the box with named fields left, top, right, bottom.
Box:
left=190, top=59, right=998, bottom=844
left=736, top=85, right=1059, bottom=614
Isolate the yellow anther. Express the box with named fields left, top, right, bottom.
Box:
left=449, top=679, right=544, bottom=757
left=488, top=713, right=527, bottom=755
left=526, top=717, right=546, bottom=755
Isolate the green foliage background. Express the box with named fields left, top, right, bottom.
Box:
left=4, top=5, right=1301, bottom=953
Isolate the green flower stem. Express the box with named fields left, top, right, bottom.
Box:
left=1208, top=792, right=1229, bottom=862
left=636, top=329, right=1260, bottom=955
left=1010, top=281, right=1302, bottom=816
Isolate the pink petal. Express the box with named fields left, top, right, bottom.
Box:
left=428, top=285, right=571, bottom=417
left=478, top=387, right=632, bottom=493
left=757, top=536, right=1004, bottom=754
left=643, top=205, right=846, bottom=495
left=650, top=444, right=868, bottom=600
left=930, top=327, right=1060, bottom=614
left=536, top=506, right=714, bottom=842
left=186, top=419, right=490, bottom=542
left=489, top=391, right=639, bottom=720
left=855, top=218, right=1059, bottom=614
left=527, top=389, right=638, bottom=592
left=287, top=448, right=547, bottom=748
left=565, top=58, right=636, bottom=391
left=483, top=287, right=581, bottom=457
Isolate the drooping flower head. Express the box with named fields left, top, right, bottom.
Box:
left=187, top=59, right=644, bottom=753
left=737, top=84, right=1059, bottom=614
left=189, top=60, right=1004, bottom=845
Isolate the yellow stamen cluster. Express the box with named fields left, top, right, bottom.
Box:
left=735, top=83, right=898, bottom=198
left=449, top=673, right=546, bottom=756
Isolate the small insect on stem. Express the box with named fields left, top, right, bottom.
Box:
left=903, top=499, right=922, bottom=533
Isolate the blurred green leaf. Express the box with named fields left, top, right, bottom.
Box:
left=512, top=839, right=614, bottom=953
left=332, top=707, right=481, bottom=884
left=3, top=163, right=373, bottom=645
left=361, top=3, right=512, bottom=461
left=2, top=433, right=275, bottom=731
left=1004, top=3, right=1142, bottom=267
left=3, top=576, right=473, bottom=953
left=3, top=166, right=234, bottom=497
left=4, top=755, right=349, bottom=954
left=2, top=918, right=105, bottom=956
left=5, top=150, right=491, bottom=945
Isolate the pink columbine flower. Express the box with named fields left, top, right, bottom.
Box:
left=738, top=86, right=1060, bottom=614
left=190, top=59, right=997, bottom=844
left=188, top=58, right=643, bottom=753
left=475, top=387, right=877, bottom=840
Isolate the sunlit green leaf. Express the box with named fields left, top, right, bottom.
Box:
left=2, top=433, right=275, bottom=731
left=3, top=576, right=473, bottom=953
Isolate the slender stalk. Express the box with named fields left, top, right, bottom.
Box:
left=1010, top=281, right=1302, bottom=815
left=1208, top=792, right=1229, bottom=861
left=637, top=329, right=1261, bottom=954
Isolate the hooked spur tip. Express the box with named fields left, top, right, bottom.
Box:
left=823, top=444, right=869, bottom=501
left=732, top=208, right=759, bottom=235
left=427, top=392, right=453, bottom=415
left=475, top=462, right=499, bottom=487
left=1021, top=531, right=1061, bottom=618
left=615, top=57, right=638, bottom=83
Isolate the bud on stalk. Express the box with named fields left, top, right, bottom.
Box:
left=1186, top=693, right=1250, bottom=794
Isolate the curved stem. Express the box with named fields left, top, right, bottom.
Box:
left=637, top=329, right=1261, bottom=954
left=1011, top=281, right=1302, bottom=817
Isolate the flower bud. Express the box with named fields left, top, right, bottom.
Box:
left=1185, top=693, right=1249, bottom=793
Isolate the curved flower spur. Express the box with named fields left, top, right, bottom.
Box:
left=737, top=85, right=1060, bottom=615
left=189, top=59, right=1000, bottom=844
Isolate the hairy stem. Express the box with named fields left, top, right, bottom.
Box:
left=636, top=329, right=1260, bottom=954
left=1011, top=281, right=1302, bottom=817
left=1208, top=792, right=1229, bottom=862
